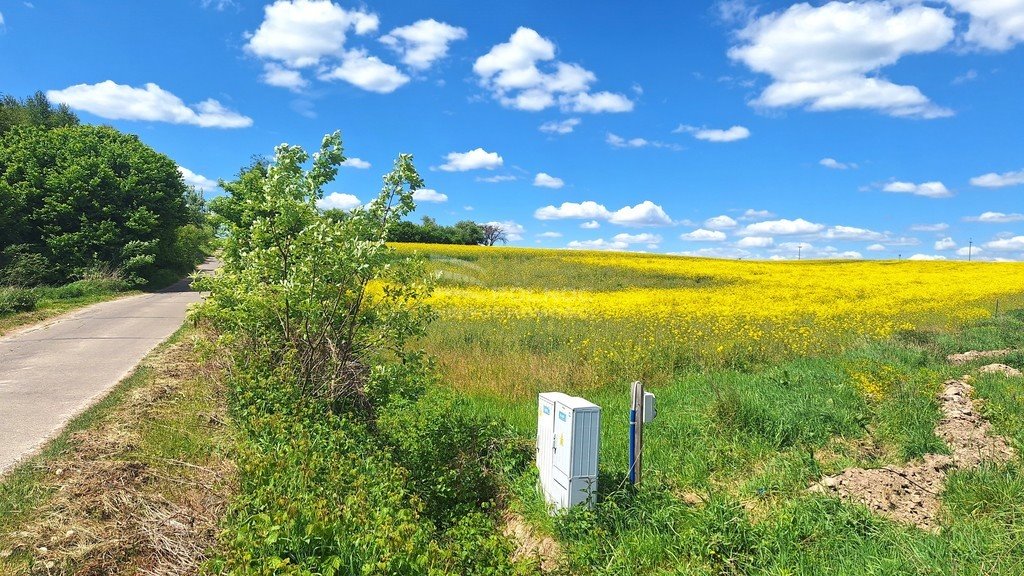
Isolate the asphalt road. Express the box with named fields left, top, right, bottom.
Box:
left=0, top=258, right=218, bottom=475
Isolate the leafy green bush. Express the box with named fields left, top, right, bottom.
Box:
left=0, top=287, right=38, bottom=315
left=45, top=277, right=130, bottom=300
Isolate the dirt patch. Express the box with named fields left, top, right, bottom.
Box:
left=0, top=339, right=233, bottom=575
left=946, top=349, right=1012, bottom=365
left=811, top=374, right=1016, bottom=530
left=979, top=363, right=1023, bottom=377
left=502, top=511, right=562, bottom=573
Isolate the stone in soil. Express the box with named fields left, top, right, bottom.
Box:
left=978, top=363, right=1023, bottom=377
left=946, top=349, right=1012, bottom=366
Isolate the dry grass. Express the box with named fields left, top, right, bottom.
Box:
left=0, top=330, right=234, bottom=575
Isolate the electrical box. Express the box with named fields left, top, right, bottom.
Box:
left=643, top=392, right=657, bottom=423
left=537, top=392, right=601, bottom=511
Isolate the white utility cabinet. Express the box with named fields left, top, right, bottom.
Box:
left=537, top=392, right=601, bottom=511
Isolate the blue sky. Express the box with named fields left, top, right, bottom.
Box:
left=2, top=0, right=1023, bottom=260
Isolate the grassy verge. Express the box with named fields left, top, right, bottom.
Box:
left=0, top=326, right=234, bottom=574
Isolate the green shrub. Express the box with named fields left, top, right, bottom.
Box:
left=0, top=287, right=38, bottom=315
left=46, top=277, right=130, bottom=300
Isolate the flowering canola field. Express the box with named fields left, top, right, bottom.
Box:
left=394, top=243, right=1024, bottom=398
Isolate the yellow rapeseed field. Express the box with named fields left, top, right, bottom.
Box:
left=393, top=243, right=1024, bottom=398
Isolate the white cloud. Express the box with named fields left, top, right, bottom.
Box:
left=535, top=200, right=673, bottom=227
left=537, top=231, right=562, bottom=238
left=947, top=0, right=1024, bottom=51
left=581, top=220, right=600, bottom=229
left=820, top=157, right=855, bottom=170
left=828, top=250, right=863, bottom=260
left=473, top=27, right=633, bottom=113
left=609, top=201, right=673, bottom=227
left=613, top=232, right=662, bottom=245
left=934, top=237, right=957, bottom=251
left=46, top=81, right=253, bottom=128
left=867, top=243, right=886, bottom=251
left=984, top=236, right=1024, bottom=251
left=412, top=189, right=447, bottom=203
left=380, top=19, right=467, bottom=70
left=567, top=238, right=629, bottom=251
left=245, top=0, right=378, bottom=68
left=486, top=220, right=525, bottom=241
left=318, top=49, right=410, bottom=93
left=736, top=236, right=774, bottom=248
left=439, top=148, right=503, bottom=172
left=741, top=209, right=774, bottom=221
left=675, top=124, right=751, bottom=142
left=0, top=12, right=5, bottom=28
left=262, top=63, right=308, bottom=91
left=965, top=211, right=1024, bottom=223
left=178, top=166, right=219, bottom=191
left=823, top=225, right=886, bottom=241
left=956, top=246, right=983, bottom=256
left=704, top=215, right=738, bottom=230
left=970, top=168, right=1024, bottom=188
left=909, top=253, right=947, bottom=261
left=476, top=174, right=517, bottom=183
left=534, top=173, right=565, bottom=189
left=883, top=181, right=951, bottom=198
left=341, top=157, right=371, bottom=169
left=539, top=117, right=581, bottom=134
left=535, top=201, right=611, bottom=221
left=910, top=223, right=949, bottom=232
left=606, top=133, right=648, bottom=148
left=681, top=229, right=728, bottom=242
left=739, top=218, right=824, bottom=236
left=202, top=0, right=236, bottom=10
left=317, top=192, right=362, bottom=210
left=728, top=2, right=955, bottom=118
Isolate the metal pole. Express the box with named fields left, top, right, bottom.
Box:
left=798, top=245, right=802, bottom=260
left=629, top=381, right=645, bottom=486
left=968, top=240, right=973, bottom=262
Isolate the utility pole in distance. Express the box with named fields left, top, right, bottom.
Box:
left=798, top=244, right=802, bottom=261
left=968, top=239, right=973, bottom=262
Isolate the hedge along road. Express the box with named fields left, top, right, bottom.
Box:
left=0, top=258, right=219, bottom=475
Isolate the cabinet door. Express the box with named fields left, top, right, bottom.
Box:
left=552, top=404, right=574, bottom=477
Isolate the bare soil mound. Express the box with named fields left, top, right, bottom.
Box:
left=946, top=349, right=1012, bottom=365
left=811, top=372, right=1016, bottom=530
left=502, top=511, right=562, bottom=572
left=979, top=363, right=1023, bottom=377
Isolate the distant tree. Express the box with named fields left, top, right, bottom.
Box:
left=0, top=91, right=79, bottom=136
left=481, top=223, right=507, bottom=246
left=387, top=217, right=485, bottom=245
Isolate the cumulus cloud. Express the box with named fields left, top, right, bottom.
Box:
left=704, top=215, right=738, bottom=230
left=537, top=231, right=562, bottom=238
left=380, top=19, right=466, bottom=70
left=984, top=236, right=1024, bottom=251
left=681, top=229, right=728, bottom=242
left=533, top=172, right=565, bottom=189
left=956, top=246, right=982, bottom=256
left=318, top=49, right=409, bottom=93
left=867, top=243, right=887, bottom=251
left=823, top=225, right=886, bottom=241
left=473, top=27, right=633, bottom=113
left=910, top=222, right=949, bottom=232
left=883, top=181, right=952, bottom=198
left=262, top=63, right=308, bottom=91
left=736, top=236, right=774, bottom=248
left=820, top=157, right=855, bottom=170
left=317, top=192, right=362, bottom=210
left=934, top=237, right=957, bottom=250
left=741, top=209, right=775, bottom=221
left=245, top=0, right=378, bottom=68
left=178, top=167, right=219, bottom=191
left=970, top=168, right=1024, bottom=188
left=674, top=124, right=751, bottom=142
left=947, top=0, right=1024, bottom=51
left=613, top=232, right=662, bottom=246
left=46, top=81, right=253, bottom=128
left=965, top=211, right=1024, bottom=223
left=412, top=189, right=447, bottom=203
left=606, top=133, right=680, bottom=150
left=539, top=117, right=581, bottom=134
left=739, top=218, right=823, bottom=236
left=728, top=1, right=955, bottom=118
left=581, top=220, right=600, bottom=229
left=567, top=238, right=630, bottom=251
left=909, top=253, right=947, bottom=261
left=535, top=200, right=673, bottom=227
left=341, top=157, right=371, bottom=169
left=438, top=148, right=503, bottom=171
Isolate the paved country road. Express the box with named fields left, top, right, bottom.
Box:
left=0, top=258, right=219, bottom=476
